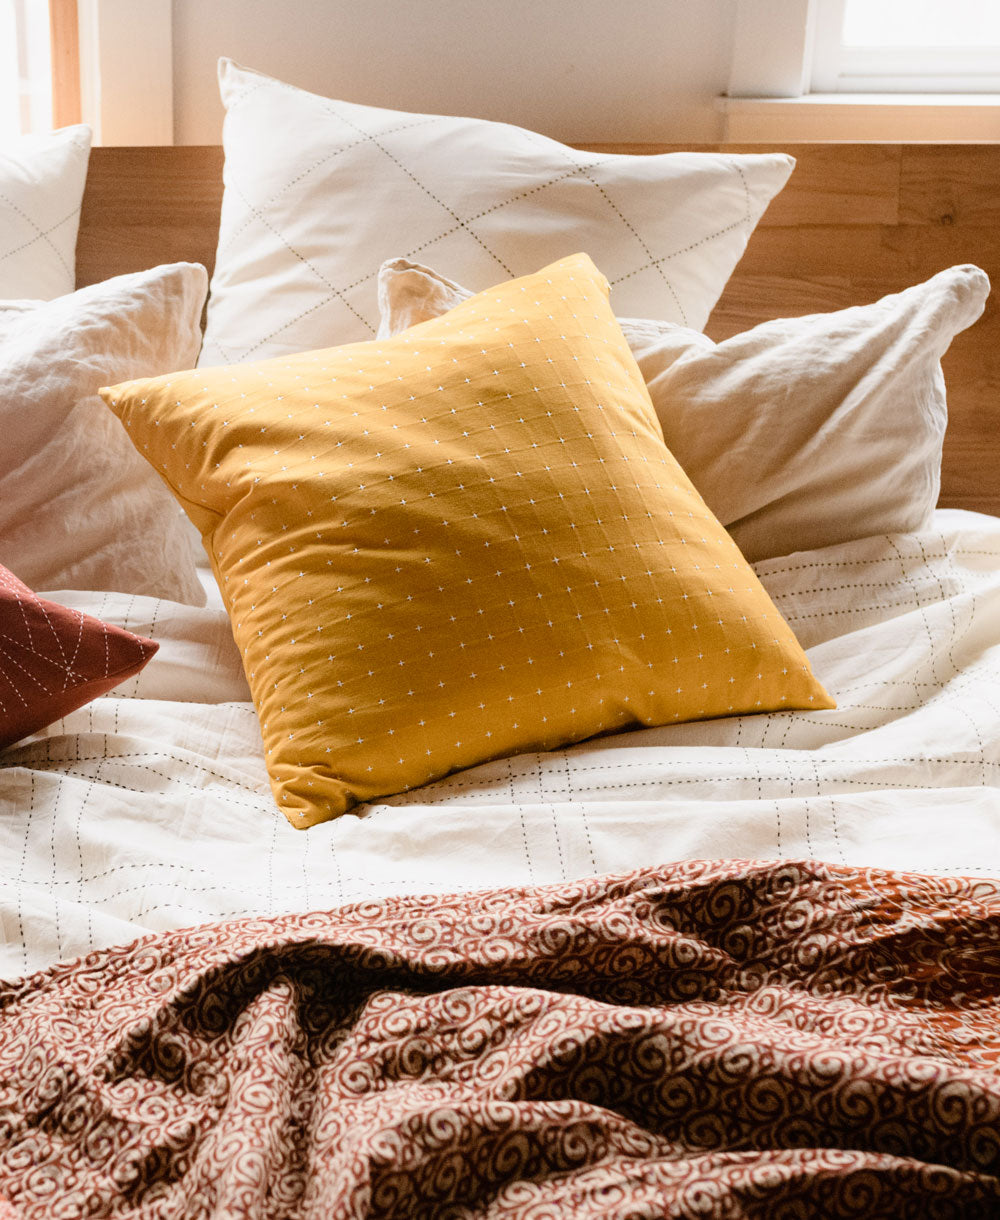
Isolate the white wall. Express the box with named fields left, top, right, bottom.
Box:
left=171, top=0, right=734, bottom=145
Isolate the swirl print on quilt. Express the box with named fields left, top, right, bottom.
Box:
left=1, top=860, right=999, bottom=1217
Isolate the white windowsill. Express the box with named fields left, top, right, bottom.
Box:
left=718, top=94, right=1000, bottom=142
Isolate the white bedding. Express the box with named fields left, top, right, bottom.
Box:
left=3, top=508, right=999, bottom=979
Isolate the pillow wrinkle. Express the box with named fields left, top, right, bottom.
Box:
left=0, top=263, right=209, bottom=603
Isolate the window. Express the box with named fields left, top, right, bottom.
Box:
left=723, top=0, right=1000, bottom=141
left=0, top=1, right=175, bottom=147
left=812, top=0, right=1000, bottom=92
left=1, top=0, right=53, bottom=140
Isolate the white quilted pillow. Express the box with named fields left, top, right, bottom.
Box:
left=199, top=59, right=794, bottom=367
left=0, top=125, right=91, bottom=299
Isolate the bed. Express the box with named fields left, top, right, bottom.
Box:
left=1, top=64, right=999, bottom=1218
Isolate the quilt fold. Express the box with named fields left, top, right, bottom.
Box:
left=1, top=858, right=999, bottom=1217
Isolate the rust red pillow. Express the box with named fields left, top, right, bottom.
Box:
left=0, top=563, right=158, bottom=749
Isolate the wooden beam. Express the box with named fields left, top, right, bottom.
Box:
left=49, top=0, right=81, bottom=127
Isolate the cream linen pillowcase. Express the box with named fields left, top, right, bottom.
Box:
left=199, top=58, right=794, bottom=366
left=0, top=264, right=208, bottom=603
left=0, top=125, right=91, bottom=299
left=377, top=258, right=990, bottom=562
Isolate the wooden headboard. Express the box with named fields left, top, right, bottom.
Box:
left=77, top=143, right=1000, bottom=516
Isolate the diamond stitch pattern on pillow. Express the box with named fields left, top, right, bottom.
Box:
left=200, top=59, right=794, bottom=366
left=0, top=564, right=158, bottom=749
left=105, top=254, right=833, bottom=828
left=0, top=125, right=91, bottom=300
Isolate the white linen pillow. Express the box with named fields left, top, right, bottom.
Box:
left=199, top=58, right=794, bottom=367
left=0, top=264, right=209, bottom=604
left=0, top=125, right=91, bottom=299
left=377, top=257, right=990, bottom=562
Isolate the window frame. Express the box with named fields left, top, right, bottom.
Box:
left=49, top=0, right=81, bottom=126
left=724, top=0, right=1000, bottom=140
left=811, top=0, right=1000, bottom=93
left=77, top=0, right=173, bottom=144
left=5, top=0, right=172, bottom=143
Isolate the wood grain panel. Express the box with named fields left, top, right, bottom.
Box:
left=76, top=147, right=224, bottom=287
left=76, top=144, right=1000, bottom=515
left=581, top=143, right=902, bottom=227
left=899, top=145, right=1000, bottom=228
left=716, top=224, right=1000, bottom=285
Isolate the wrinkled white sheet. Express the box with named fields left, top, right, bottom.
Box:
left=3, top=509, right=999, bottom=978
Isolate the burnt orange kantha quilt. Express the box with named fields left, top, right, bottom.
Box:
left=1, top=859, right=998, bottom=1217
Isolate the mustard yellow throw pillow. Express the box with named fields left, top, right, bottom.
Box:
left=103, top=255, right=833, bottom=828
